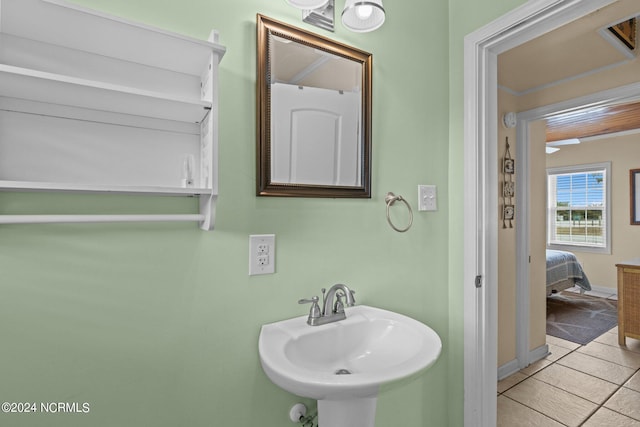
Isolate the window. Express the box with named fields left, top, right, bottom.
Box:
left=547, top=162, right=611, bottom=253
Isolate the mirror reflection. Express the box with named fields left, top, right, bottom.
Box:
left=257, top=14, right=372, bottom=197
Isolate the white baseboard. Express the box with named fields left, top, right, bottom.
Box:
left=528, top=344, right=550, bottom=365
left=497, top=359, right=519, bottom=381
left=497, top=344, right=549, bottom=381
left=589, top=285, right=618, bottom=297
left=565, top=284, right=617, bottom=298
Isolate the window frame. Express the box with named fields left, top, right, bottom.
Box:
left=546, top=161, right=611, bottom=254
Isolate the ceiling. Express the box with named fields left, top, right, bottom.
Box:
left=270, top=35, right=361, bottom=92
left=498, top=0, right=639, bottom=95
left=546, top=100, right=640, bottom=142
left=498, top=0, right=640, bottom=143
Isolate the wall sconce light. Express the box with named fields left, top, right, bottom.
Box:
left=342, top=0, right=385, bottom=32
left=285, top=0, right=386, bottom=33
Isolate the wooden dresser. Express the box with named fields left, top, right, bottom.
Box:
left=616, top=259, right=640, bottom=346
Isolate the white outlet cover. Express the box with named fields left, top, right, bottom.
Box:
left=249, top=234, right=275, bottom=275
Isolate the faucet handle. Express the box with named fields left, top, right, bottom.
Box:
left=298, top=296, right=319, bottom=304
left=298, top=296, right=321, bottom=323
left=334, top=292, right=345, bottom=314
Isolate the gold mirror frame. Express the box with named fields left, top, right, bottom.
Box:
left=256, top=14, right=372, bottom=198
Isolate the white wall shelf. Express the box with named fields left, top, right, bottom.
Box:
left=0, top=181, right=214, bottom=196
left=0, top=0, right=226, bottom=230
left=0, top=65, right=212, bottom=123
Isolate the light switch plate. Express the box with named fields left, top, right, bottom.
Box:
left=418, top=185, right=437, bottom=211
left=249, top=234, right=275, bottom=275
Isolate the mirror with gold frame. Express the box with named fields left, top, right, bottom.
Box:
left=256, top=14, right=372, bottom=197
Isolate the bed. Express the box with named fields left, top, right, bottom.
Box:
left=546, top=249, right=592, bottom=295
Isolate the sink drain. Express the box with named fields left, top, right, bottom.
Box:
left=334, top=368, right=352, bottom=375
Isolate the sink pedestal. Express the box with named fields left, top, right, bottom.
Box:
left=317, top=397, right=377, bottom=427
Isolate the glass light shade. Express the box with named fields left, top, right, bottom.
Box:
left=342, top=0, right=385, bottom=32
left=286, top=0, right=330, bottom=10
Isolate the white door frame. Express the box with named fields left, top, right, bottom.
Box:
left=462, top=1, right=618, bottom=425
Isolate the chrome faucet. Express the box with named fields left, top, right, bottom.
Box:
left=298, top=284, right=356, bottom=326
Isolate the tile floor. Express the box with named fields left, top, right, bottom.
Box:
left=498, top=313, right=640, bottom=426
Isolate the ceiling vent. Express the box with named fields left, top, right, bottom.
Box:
left=600, top=16, right=637, bottom=58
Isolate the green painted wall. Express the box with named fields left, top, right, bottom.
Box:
left=446, top=0, right=527, bottom=425
left=0, top=0, right=524, bottom=426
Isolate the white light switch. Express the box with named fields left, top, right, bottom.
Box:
left=249, top=234, right=275, bottom=276
left=418, top=185, right=437, bottom=211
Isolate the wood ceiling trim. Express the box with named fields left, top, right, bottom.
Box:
left=546, top=101, right=640, bottom=142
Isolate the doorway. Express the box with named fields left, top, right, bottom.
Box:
left=513, top=84, right=640, bottom=372
left=462, top=0, right=621, bottom=426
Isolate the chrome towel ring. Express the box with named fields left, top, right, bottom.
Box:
left=385, top=192, right=413, bottom=232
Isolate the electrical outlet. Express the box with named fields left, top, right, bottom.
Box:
left=418, top=185, right=437, bottom=211
left=249, top=234, right=275, bottom=275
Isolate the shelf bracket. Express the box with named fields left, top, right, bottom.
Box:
left=199, top=193, right=217, bottom=231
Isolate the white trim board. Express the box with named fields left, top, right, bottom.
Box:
left=564, top=284, right=618, bottom=298
left=497, top=344, right=550, bottom=381
left=588, top=285, right=618, bottom=297
left=462, top=1, right=619, bottom=426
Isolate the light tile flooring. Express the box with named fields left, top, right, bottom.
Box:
left=498, top=325, right=640, bottom=425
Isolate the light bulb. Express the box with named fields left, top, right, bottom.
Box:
left=355, top=4, right=373, bottom=20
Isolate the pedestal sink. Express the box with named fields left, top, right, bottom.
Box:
left=258, top=305, right=442, bottom=427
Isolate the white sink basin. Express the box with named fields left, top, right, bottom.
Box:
left=258, top=305, right=442, bottom=403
